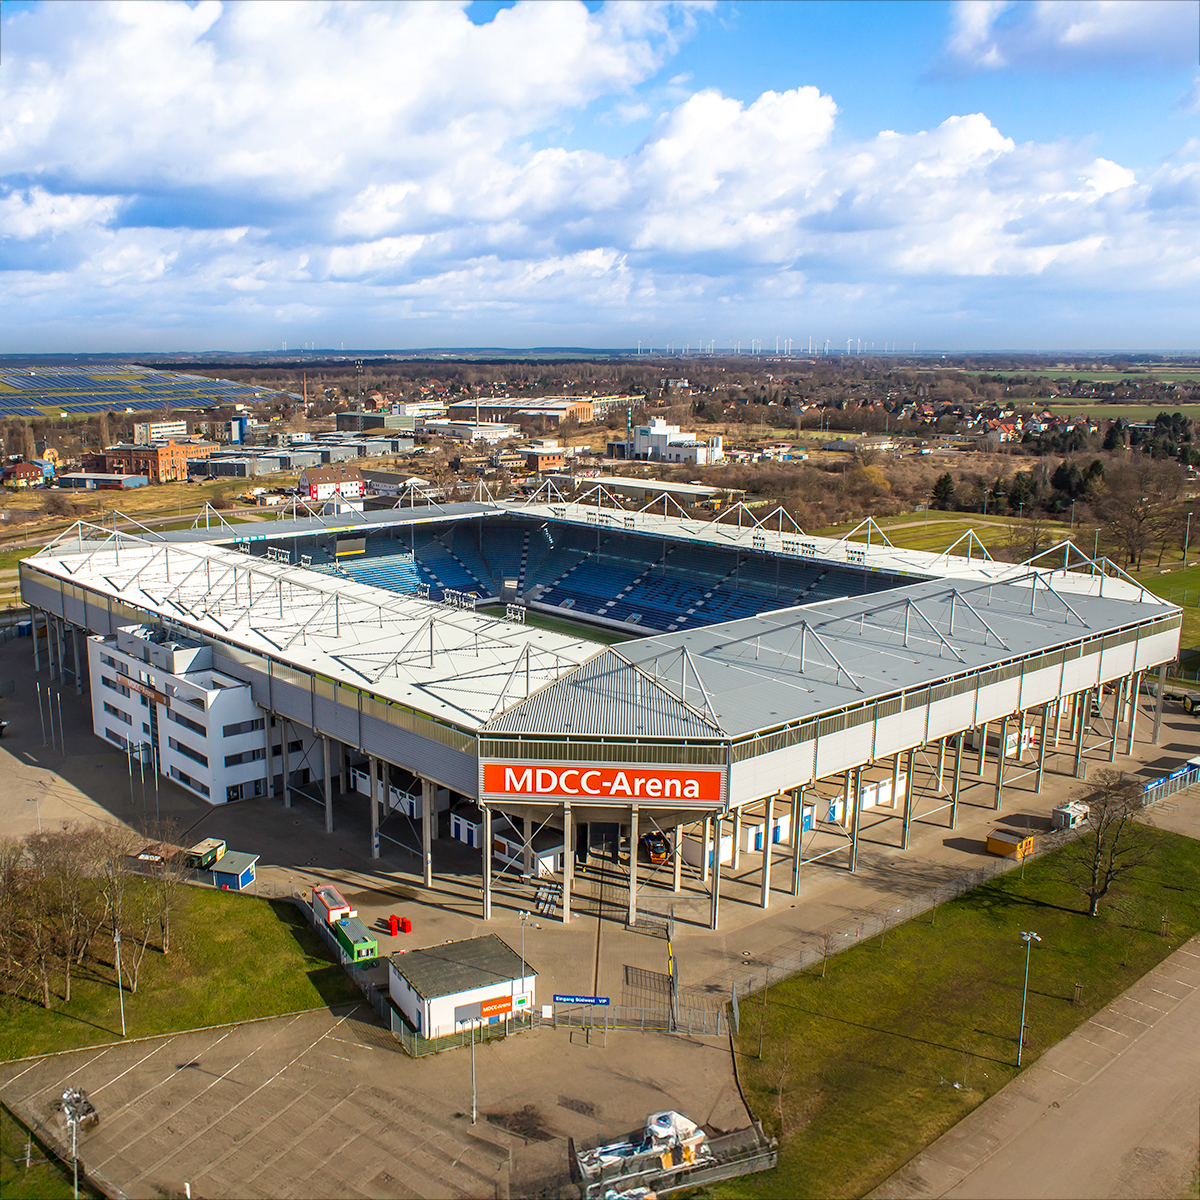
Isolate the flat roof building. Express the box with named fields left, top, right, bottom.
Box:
left=388, top=934, right=536, bottom=1039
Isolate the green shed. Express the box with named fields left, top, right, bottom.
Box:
left=332, top=915, right=378, bottom=962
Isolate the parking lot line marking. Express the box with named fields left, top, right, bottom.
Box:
left=1049, top=1069, right=1083, bottom=1083
left=94, top=1017, right=305, bottom=1170
left=91, top=1040, right=173, bottom=1096
left=1087, top=1022, right=1130, bottom=1037
left=96, top=1030, right=236, bottom=1121
left=126, top=1007, right=365, bottom=1187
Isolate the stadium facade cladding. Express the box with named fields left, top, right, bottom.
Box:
left=21, top=501, right=1180, bottom=929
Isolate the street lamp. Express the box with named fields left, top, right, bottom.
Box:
left=517, top=910, right=531, bottom=1019
left=1017, top=930, right=1041, bottom=1066
left=1185, top=511, right=1192, bottom=564
left=27, top=796, right=41, bottom=834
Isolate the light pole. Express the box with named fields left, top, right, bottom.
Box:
left=518, top=910, right=531, bottom=1018
left=1017, top=930, right=1041, bottom=1066
left=1185, top=511, right=1192, bottom=564
left=1070, top=499, right=1075, bottom=531
left=470, top=1020, right=477, bottom=1126
left=113, top=927, right=127, bottom=1038
left=27, top=796, right=41, bottom=833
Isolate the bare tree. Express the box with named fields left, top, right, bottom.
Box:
left=1062, top=770, right=1151, bottom=917
left=1090, top=460, right=1184, bottom=570
left=818, top=927, right=840, bottom=978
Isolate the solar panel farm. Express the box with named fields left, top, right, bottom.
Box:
left=0, top=364, right=268, bottom=418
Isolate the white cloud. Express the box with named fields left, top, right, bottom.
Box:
left=944, top=0, right=1199, bottom=72
left=1, top=0, right=1199, bottom=349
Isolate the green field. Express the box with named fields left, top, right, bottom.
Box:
left=983, top=370, right=1200, bottom=384
left=480, top=605, right=631, bottom=644
left=726, top=827, right=1200, bottom=1200
left=1038, top=402, right=1200, bottom=422
left=0, top=1105, right=93, bottom=1200
left=1, top=887, right=357, bottom=1064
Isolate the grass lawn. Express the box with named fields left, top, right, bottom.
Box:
left=1, top=887, right=357, bottom=1064
left=485, top=606, right=631, bottom=644
left=0, top=1104, right=94, bottom=1199
left=724, top=828, right=1200, bottom=1199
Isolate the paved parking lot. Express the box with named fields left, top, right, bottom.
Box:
left=0, top=1005, right=744, bottom=1200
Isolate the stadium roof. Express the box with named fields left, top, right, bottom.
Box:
left=27, top=519, right=1176, bottom=743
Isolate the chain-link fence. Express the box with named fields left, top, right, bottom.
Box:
left=727, top=773, right=1196, bottom=1001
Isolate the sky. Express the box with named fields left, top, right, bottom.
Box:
left=1, top=0, right=1199, bottom=354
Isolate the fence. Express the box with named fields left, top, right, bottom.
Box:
left=553, top=1003, right=725, bottom=1037
left=727, top=768, right=1200, bottom=1002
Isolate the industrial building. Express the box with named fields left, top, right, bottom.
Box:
left=607, top=417, right=724, bottom=465
left=22, top=495, right=1180, bottom=932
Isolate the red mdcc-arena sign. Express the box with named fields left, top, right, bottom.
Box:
left=482, top=763, right=723, bottom=803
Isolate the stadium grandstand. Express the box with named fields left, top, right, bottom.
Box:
left=21, top=493, right=1181, bottom=929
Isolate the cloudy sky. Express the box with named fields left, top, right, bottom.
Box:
left=1, top=0, right=1198, bottom=353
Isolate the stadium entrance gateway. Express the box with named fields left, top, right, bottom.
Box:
left=480, top=756, right=729, bottom=928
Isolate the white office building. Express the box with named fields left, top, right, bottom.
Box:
left=87, top=624, right=316, bottom=804
left=133, top=420, right=189, bottom=444
left=625, top=418, right=723, bottom=465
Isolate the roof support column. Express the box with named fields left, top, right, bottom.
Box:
left=322, top=735, right=333, bottom=833
left=46, top=615, right=56, bottom=681
left=1125, top=671, right=1140, bottom=756
left=73, top=627, right=83, bottom=695
left=672, top=826, right=682, bottom=893
left=369, top=754, right=380, bottom=860
left=1036, top=702, right=1050, bottom=793
left=950, top=731, right=963, bottom=829
left=843, top=769, right=853, bottom=823
left=57, top=619, right=66, bottom=686
left=731, top=808, right=741, bottom=870
left=561, top=801, right=573, bottom=924
left=1053, top=696, right=1064, bottom=747
left=523, top=817, right=534, bottom=878
left=709, top=815, right=722, bottom=930
left=901, top=748, right=915, bottom=850
left=1153, top=664, right=1167, bottom=745
left=32, top=611, right=40, bottom=673
left=936, top=738, right=945, bottom=793
left=994, top=715, right=1009, bottom=810
left=791, top=789, right=804, bottom=896
left=421, top=779, right=434, bottom=888
left=628, top=805, right=639, bottom=927
left=1074, top=689, right=1090, bottom=777
left=281, top=721, right=291, bottom=808
left=976, top=720, right=988, bottom=777
left=759, top=792, right=774, bottom=909
left=891, top=753, right=900, bottom=815
left=1109, top=678, right=1124, bottom=762
left=482, top=806, right=492, bottom=921
left=700, top=817, right=711, bottom=884
left=849, top=767, right=862, bottom=873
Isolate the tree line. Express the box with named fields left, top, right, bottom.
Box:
left=0, top=822, right=184, bottom=1010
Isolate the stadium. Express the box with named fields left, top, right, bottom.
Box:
left=20, top=490, right=1180, bottom=929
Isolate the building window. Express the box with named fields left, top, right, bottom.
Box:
left=223, top=718, right=265, bottom=738
left=168, top=708, right=206, bottom=737
left=168, top=737, right=208, bottom=767
left=224, top=747, right=265, bottom=767
left=103, top=702, right=132, bottom=725
left=106, top=728, right=129, bottom=750
left=101, top=675, right=132, bottom=699
left=170, top=766, right=210, bottom=798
